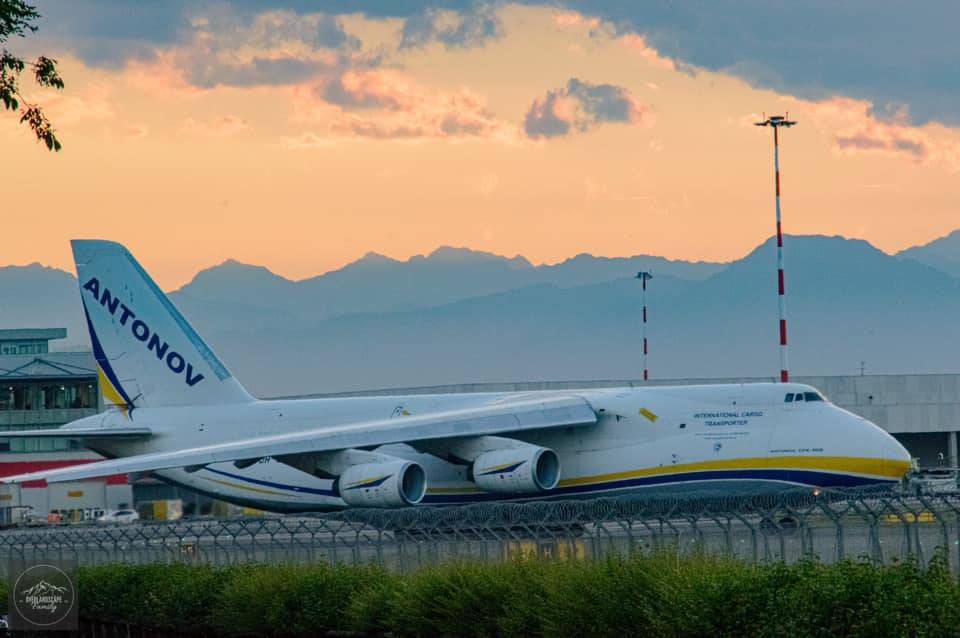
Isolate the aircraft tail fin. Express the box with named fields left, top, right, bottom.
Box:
left=72, top=239, right=254, bottom=411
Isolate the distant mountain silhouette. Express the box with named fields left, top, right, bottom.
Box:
left=898, top=229, right=960, bottom=278
left=170, top=246, right=723, bottom=325
left=0, top=264, right=85, bottom=344
left=0, top=247, right=721, bottom=348
left=202, top=235, right=960, bottom=395
left=2, top=235, right=958, bottom=395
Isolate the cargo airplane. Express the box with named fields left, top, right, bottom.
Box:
left=0, top=241, right=912, bottom=511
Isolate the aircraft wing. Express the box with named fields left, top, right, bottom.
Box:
left=0, top=395, right=596, bottom=484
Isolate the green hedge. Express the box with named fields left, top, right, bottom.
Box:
left=69, top=553, right=960, bottom=637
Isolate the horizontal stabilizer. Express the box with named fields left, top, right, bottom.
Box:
left=0, top=427, right=152, bottom=439
left=0, top=395, right=596, bottom=484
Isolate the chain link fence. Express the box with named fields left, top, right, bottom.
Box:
left=0, top=487, right=958, bottom=576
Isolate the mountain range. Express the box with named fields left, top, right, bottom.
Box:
left=897, top=230, right=960, bottom=278
left=2, top=232, right=959, bottom=396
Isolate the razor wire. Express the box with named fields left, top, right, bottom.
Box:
left=0, top=486, right=958, bottom=575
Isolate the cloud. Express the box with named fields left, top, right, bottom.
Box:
left=26, top=2, right=960, bottom=123
left=30, top=3, right=371, bottom=91
left=30, top=1, right=499, bottom=73
left=620, top=34, right=678, bottom=72
left=551, top=1, right=960, bottom=125
left=189, top=8, right=360, bottom=52
left=329, top=75, right=513, bottom=140
left=24, top=1, right=191, bottom=68
left=182, top=114, right=251, bottom=136
left=524, top=78, right=647, bottom=139
left=553, top=12, right=599, bottom=28
left=835, top=132, right=927, bottom=160
left=27, top=1, right=360, bottom=65
left=293, top=69, right=515, bottom=142
left=125, top=123, right=149, bottom=140
left=185, top=56, right=326, bottom=89
left=281, top=131, right=334, bottom=149
left=318, top=70, right=409, bottom=110
left=790, top=97, right=960, bottom=172
left=173, top=9, right=369, bottom=90
left=17, top=83, right=156, bottom=142
left=399, top=4, right=501, bottom=49
left=31, top=85, right=115, bottom=124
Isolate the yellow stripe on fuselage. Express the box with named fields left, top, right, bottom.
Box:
left=425, top=455, right=910, bottom=495
left=201, top=476, right=292, bottom=497
left=557, top=455, right=910, bottom=488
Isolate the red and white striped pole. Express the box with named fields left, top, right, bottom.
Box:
left=636, top=271, right=653, bottom=381
left=755, top=115, right=797, bottom=383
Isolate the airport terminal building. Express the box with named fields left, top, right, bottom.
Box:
left=0, top=329, right=132, bottom=520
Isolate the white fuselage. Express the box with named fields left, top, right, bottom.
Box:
left=70, top=383, right=911, bottom=512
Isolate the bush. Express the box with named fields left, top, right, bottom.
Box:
left=211, top=562, right=390, bottom=636
left=77, top=562, right=226, bottom=632
left=386, top=559, right=554, bottom=637
left=343, top=568, right=403, bottom=634
left=63, top=553, right=960, bottom=638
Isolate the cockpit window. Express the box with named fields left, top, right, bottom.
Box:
left=785, top=391, right=825, bottom=404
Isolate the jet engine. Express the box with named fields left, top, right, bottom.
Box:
left=336, top=460, right=426, bottom=508
left=470, top=446, right=560, bottom=495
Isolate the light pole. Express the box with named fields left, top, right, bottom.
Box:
left=755, top=114, right=797, bottom=383
left=635, top=271, right=653, bottom=382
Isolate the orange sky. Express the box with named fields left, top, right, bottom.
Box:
left=3, top=5, right=959, bottom=289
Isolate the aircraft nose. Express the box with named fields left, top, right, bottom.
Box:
left=877, top=429, right=912, bottom=479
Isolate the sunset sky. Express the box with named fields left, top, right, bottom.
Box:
left=4, top=1, right=959, bottom=288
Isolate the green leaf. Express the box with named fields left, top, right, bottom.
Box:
left=0, top=52, right=26, bottom=72
left=0, top=1, right=42, bottom=42
left=1, top=5, right=66, bottom=150
left=33, top=55, right=63, bottom=89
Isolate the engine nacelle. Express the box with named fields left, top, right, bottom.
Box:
left=336, top=460, right=426, bottom=508
left=471, top=446, right=560, bottom=495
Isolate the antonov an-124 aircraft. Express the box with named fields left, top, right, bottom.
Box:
left=0, top=240, right=912, bottom=511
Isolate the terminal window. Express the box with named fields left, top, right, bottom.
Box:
left=0, top=381, right=97, bottom=411
left=0, top=343, right=46, bottom=355
left=0, top=425, right=79, bottom=452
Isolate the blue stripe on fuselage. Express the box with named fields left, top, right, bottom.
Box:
left=202, top=467, right=336, bottom=496
left=194, top=466, right=890, bottom=506
left=422, top=468, right=894, bottom=504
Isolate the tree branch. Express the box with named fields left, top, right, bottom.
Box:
left=1, top=2, right=64, bottom=151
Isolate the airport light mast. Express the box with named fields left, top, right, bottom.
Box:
left=635, top=271, right=653, bottom=381
left=755, top=114, right=797, bottom=383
